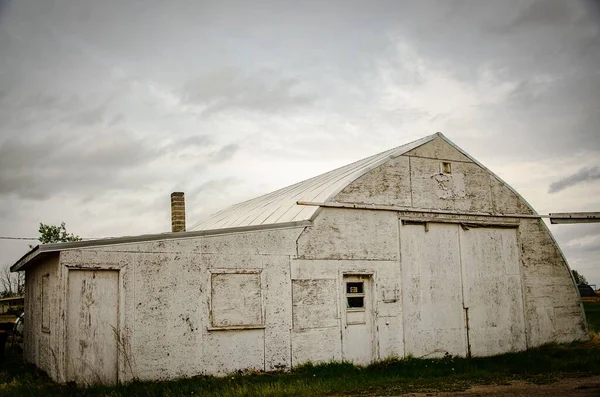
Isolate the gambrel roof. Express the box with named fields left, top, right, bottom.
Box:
left=190, top=133, right=440, bottom=230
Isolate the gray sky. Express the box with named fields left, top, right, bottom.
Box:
left=1, top=0, right=599, bottom=285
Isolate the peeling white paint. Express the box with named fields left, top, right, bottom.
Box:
left=431, top=172, right=466, bottom=199
left=66, top=270, right=119, bottom=385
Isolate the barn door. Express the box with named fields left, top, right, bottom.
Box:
left=459, top=226, right=526, bottom=356
left=67, top=270, right=119, bottom=385
left=400, top=222, right=468, bottom=358
left=341, top=275, right=375, bottom=364
left=400, top=220, right=526, bottom=358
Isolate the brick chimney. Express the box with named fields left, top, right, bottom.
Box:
left=171, top=192, right=186, bottom=232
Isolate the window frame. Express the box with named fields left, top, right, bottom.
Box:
left=345, top=280, right=366, bottom=312
left=441, top=161, right=452, bottom=174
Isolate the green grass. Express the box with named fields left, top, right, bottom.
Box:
left=1, top=304, right=599, bottom=396
left=584, top=302, right=600, bottom=332
left=2, top=343, right=599, bottom=397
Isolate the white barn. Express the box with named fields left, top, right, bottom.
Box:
left=11, top=133, right=588, bottom=385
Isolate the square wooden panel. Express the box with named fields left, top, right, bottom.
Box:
left=211, top=272, right=263, bottom=327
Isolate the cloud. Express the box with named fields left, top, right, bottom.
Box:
left=551, top=223, right=600, bottom=285
left=0, top=132, right=159, bottom=199
left=63, top=101, right=110, bottom=126
left=182, top=68, right=316, bottom=115
left=209, top=143, right=239, bottom=163
left=506, top=0, right=576, bottom=29
left=564, top=232, right=600, bottom=254
left=549, top=166, right=600, bottom=193
left=190, top=177, right=242, bottom=196
left=175, top=135, right=214, bottom=149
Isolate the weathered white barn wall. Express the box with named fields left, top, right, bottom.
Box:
left=329, top=136, right=587, bottom=352
left=489, top=177, right=534, bottom=215
left=297, top=208, right=398, bottom=261
left=334, top=156, right=412, bottom=207
left=518, top=219, right=587, bottom=346
left=290, top=259, right=403, bottom=364
left=294, top=208, right=403, bottom=364
left=409, top=157, right=493, bottom=212
left=52, top=227, right=303, bottom=383
left=21, top=135, right=588, bottom=385
left=24, top=255, right=62, bottom=381
left=335, top=137, right=534, bottom=216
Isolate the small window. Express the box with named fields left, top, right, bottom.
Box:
left=346, top=282, right=363, bottom=294
left=347, top=296, right=364, bottom=308
left=346, top=281, right=365, bottom=309
left=441, top=162, right=452, bottom=174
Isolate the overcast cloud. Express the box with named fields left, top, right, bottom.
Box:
left=549, top=166, right=600, bottom=193
left=1, top=0, right=599, bottom=285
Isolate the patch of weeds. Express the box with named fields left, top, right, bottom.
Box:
left=584, top=302, right=600, bottom=332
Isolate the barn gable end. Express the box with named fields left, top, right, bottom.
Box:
left=333, top=135, right=533, bottom=215
left=298, top=134, right=586, bottom=357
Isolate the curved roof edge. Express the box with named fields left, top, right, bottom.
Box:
left=191, top=133, right=440, bottom=230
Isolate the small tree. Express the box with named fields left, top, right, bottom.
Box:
left=1, top=222, right=83, bottom=298
left=37, top=222, right=82, bottom=244
left=572, top=269, right=588, bottom=285
left=0, top=265, right=24, bottom=298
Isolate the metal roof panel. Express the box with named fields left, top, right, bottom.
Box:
left=190, top=133, right=438, bottom=230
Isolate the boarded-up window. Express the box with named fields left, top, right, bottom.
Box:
left=211, top=272, right=263, bottom=327
left=292, top=279, right=338, bottom=330
left=41, top=274, right=50, bottom=333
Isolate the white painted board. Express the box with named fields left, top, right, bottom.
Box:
left=400, top=222, right=468, bottom=358
left=459, top=227, right=526, bottom=356
left=67, top=270, right=119, bottom=385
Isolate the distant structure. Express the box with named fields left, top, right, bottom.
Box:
left=12, top=133, right=587, bottom=385
left=0, top=296, right=23, bottom=315
left=578, top=283, right=597, bottom=297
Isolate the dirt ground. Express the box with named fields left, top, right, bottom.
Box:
left=401, top=376, right=600, bottom=397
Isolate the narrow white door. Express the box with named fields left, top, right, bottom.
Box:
left=400, top=222, right=468, bottom=358
left=67, top=270, right=119, bottom=385
left=342, top=275, right=374, bottom=364
left=459, top=227, right=526, bottom=356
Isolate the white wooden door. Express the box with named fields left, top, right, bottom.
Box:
left=67, top=270, right=119, bottom=385
left=400, top=221, right=526, bottom=358
left=342, top=275, right=374, bottom=364
left=459, top=227, right=526, bottom=356
left=400, top=222, right=468, bottom=358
